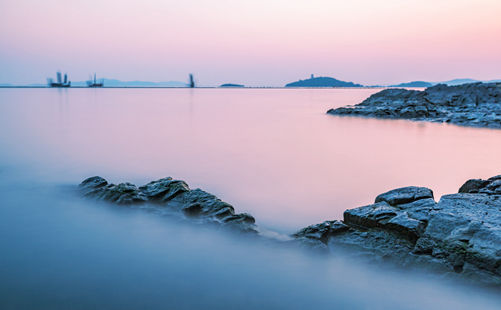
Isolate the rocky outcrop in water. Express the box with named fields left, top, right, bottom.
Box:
left=79, top=176, right=257, bottom=233
left=79, top=174, right=501, bottom=286
left=327, top=82, right=501, bottom=128
left=294, top=175, right=501, bottom=286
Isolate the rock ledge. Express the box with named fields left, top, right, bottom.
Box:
left=79, top=176, right=257, bottom=233
left=294, top=176, right=501, bottom=286
left=327, top=83, right=501, bottom=129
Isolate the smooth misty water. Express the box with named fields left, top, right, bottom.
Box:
left=1, top=88, right=500, bottom=230
left=1, top=88, right=501, bottom=309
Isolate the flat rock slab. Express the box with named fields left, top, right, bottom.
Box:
left=294, top=176, right=501, bottom=286
left=327, top=82, right=501, bottom=129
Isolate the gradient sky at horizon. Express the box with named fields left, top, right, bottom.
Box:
left=1, top=0, right=500, bottom=86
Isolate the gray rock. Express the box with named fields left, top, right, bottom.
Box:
left=327, top=82, right=501, bottom=129
left=343, top=194, right=435, bottom=242
left=419, top=193, right=501, bottom=275
left=293, top=220, right=349, bottom=244
left=375, top=186, right=434, bottom=205
left=459, top=175, right=501, bottom=195
left=139, top=177, right=190, bottom=202
left=79, top=177, right=147, bottom=204
left=79, top=176, right=257, bottom=233
left=459, top=179, right=490, bottom=193
left=294, top=176, right=501, bottom=286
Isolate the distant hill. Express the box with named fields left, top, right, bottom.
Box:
left=285, top=76, right=363, bottom=87
left=220, top=83, right=244, bottom=88
left=440, top=79, right=480, bottom=86
left=389, top=78, right=501, bottom=88
left=71, top=79, right=187, bottom=87
left=390, top=81, right=433, bottom=87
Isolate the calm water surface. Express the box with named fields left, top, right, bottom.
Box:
left=0, top=88, right=500, bottom=230
left=1, top=88, right=501, bottom=309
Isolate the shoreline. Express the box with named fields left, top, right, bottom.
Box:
left=78, top=174, right=501, bottom=287
left=328, top=82, right=501, bottom=129
left=0, top=86, right=389, bottom=89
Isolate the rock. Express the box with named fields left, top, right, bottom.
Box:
left=80, top=174, right=501, bottom=286
left=327, top=82, right=501, bottom=129
left=182, top=203, right=203, bottom=217
left=293, top=175, right=501, bottom=286
left=80, top=176, right=108, bottom=191
left=459, top=175, right=501, bottom=195
left=343, top=194, right=435, bottom=242
left=139, top=177, right=190, bottom=202
left=418, top=193, right=501, bottom=276
left=293, top=220, right=349, bottom=244
left=459, top=179, right=490, bottom=193
left=79, top=177, right=147, bottom=204
left=375, top=186, right=434, bottom=205
left=79, top=176, right=257, bottom=233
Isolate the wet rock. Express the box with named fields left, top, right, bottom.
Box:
left=459, top=179, right=490, bottom=193
left=182, top=203, right=203, bottom=217
left=327, top=82, right=501, bottom=129
left=419, top=193, right=501, bottom=276
left=80, top=176, right=108, bottom=191
left=294, top=175, right=501, bottom=286
left=459, top=175, right=501, bottom=195
left=293, top=220, right=349, bottom=244
left=139, top=178, right=190, bottom=202
left=375, top=186, right=434, bottom=205
left=79, top=176, right=257, bottom=233
left=79, top=177, right=147, bottom=204
left=343, top=196, right=435, bottom=242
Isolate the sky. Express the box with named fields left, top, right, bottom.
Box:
left=1, top=0, right=500, bottom=86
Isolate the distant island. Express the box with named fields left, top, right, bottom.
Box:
left=2, top=76, right=501, bottom=88
left=390, top=81, right=433, bottom=87
left=285, top=75, right=363, bottom=87
left=220, top=83, right=244, bottom=88
left=388, top=78, right=501, bottom=88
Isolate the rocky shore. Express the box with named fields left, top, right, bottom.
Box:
left=79, top=176, right=257, bottom=233
left=78, top=174, right=501, bottom=286
left=294, top=175, right=501, bottom=286
left=327, top=82, right=501, bottom=129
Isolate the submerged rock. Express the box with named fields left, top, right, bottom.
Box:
left=79, top=176, right=257, bottom=233
left=327, top=82, right=501, bottom=129
left=294, top=176, right=501, bottom=286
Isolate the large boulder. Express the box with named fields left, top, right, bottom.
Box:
left=294, top=176, right=501, bottom=286
left=79, top=176, right=257, bottom=233
left=414, top=193, right=501, bottom=277
left=327, top=82, right=501, bottom=129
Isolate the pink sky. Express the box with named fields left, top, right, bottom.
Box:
left=1, top=0, right=500, bottom=86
